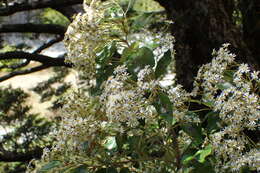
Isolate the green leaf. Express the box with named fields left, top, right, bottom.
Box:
left=116, top=134, right=127, bottom=152
left=121, top=42, right=139, bottom=63
left=69, top=165, right=89, bottom=173
left=223, top=70, right=235, bottom=82
left=194, top=145, right=212, bottom=163
left=153, top=91, right=175, bottom=125
left=119, top=168, right=130, bottom=173
left=82, top=141, right=89, bottom=151
left=95, top=42, right=118, bottom=90
left=182, top=145, right=214, bottom=172
left=132, top=0, right=164, bottom=12
left=202, top=100, right=214, bottom=108
left=123, top=46, right=155, bottom=78
left=131, top=13, right=154, bottom=31
left=191, top=161, right=215, bottom=173
left=239, top=166, right=252, bottom=173
left=155, top=50, right=172, bottom=78
left=205, top=111, right=220, bottom=133
left=181, top=145, right=197, bottom=165
left=95, top=63, right=118, bottom=91
left=216, top=82, right=233, bottom=90
left=182, top=155, right=195, bottom=165
left=128, top=136, right=141, bottom=153
left=96, top=42, right=117, bottom=68
left=95, top=168, right=118, bottom=173
left=38, top=160, right=61, bottom=173
left=41, top=8, right=70, bottom=27
left=181, top=123, right=203, bottom=146
left=104, top=136, right=117, bottom=150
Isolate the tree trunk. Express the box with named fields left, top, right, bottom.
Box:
left=156, top=0, right=259, bottom=90
left=240, top=0, right=260, bottom=69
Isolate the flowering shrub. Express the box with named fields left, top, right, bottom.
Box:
left=29, top=0, right=259, bottom=172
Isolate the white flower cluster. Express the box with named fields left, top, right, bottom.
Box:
left=211, top=85, right=259, bottom=171
left=101, top=65, right=157, bottom=128
left=194, top=44, right=260, bottom=171
left=64, top=0, right=124, bottom=84
left=31, top=0, right=260, bottom=171
left=128, top=31, right=175, bottom=62
left=193, top=43, right=235, bottom=100
left=64, top=9, right=102, bottom=79
left=50, top=92, right=105, bottom=159
left=137, top=65, right=158, bottom=90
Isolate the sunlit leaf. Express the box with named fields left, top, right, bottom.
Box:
left=133, top=0, right=164, bottom=12
left=194, top=145, right=212, bottom=163
left=96, top=42, right=117, bottom=68
left=95, top=42, right=118, bottom=90
left=40, top=8, right=70, bottom=27
left=104, top=136, right=117, bottom=150
left=216, top=82, right=233, bottom=90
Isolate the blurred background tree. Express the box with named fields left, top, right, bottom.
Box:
left=0, top=1, right=83, bottom=172
left=0, top=87, right=54, bottom=173
left=156, top=0, right=260, bottom=90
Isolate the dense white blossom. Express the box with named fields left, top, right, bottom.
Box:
left=30, top=0, right=260, bottom=172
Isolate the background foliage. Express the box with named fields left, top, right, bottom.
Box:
left=0, top=87, right=54, bottom=173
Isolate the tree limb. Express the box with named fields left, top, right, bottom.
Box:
left=33, top=36, right=64, bottom=54
left=54, top=5, right=83, bottom=21
left=0, top=23, right=66, bottom=35
left=0, top=51, right=72, bottom=67
left=0, top=59, right=30, bottom=70
left=0, top=37, right=63, bottom=71
left=0, top=146, right=45, bottom=162
left=0, top=0, right=83, bottom=16
left=0, top=51, right=72, bottom=82
left=0, top=64, right=50, bottom=82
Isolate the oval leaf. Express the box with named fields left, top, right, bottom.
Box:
left=104, top=136, right=117, bottom=150
left=155, top=50, right=172, bottom=78
left=123, top=46, right=155, bottom=78
left=38, top=160, right=61, bottom=173
left=194, top=145, right=212, bottom=163
left=69, top=165, right=89, bottom=173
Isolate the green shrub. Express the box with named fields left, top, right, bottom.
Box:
left=29, top=1, right=259, bottom=172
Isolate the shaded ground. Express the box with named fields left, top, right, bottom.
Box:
left=0, top=63, right=77, bottom=117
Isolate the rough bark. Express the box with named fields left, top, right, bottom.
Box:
left=156, top=0, right=259, bottom=90
left=240, top=0, right=260, bottom=67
